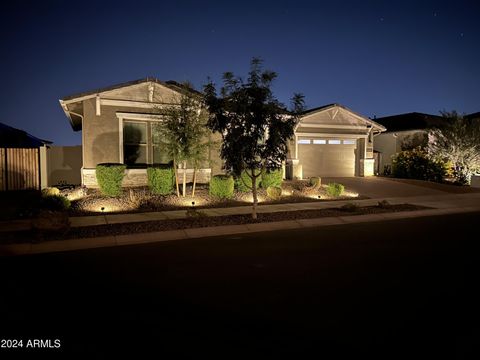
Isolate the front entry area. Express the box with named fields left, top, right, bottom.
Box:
left=297, top=138, right=357, bottom=177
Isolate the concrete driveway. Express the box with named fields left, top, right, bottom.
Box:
left=323, top=177, right=452, bottom=199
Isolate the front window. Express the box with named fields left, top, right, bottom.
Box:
left=123, top=121, right=171, bottom=166
left=124, top=121, right=147, bottom=165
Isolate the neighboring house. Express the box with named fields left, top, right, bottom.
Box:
left=373, top=112, right=446, bottom=175
left=59, top=78, right=386, bottom=187
left=465, top=112, right=480, bottom=121
left=0, top=122, right=51, bottom=190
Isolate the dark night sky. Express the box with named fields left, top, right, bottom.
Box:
left=1, top=0, right=479, bottom=145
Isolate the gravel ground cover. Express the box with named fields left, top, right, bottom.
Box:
left=67, top=180, right=365, bottom=216
left=1, top=203, right=427, bottom=244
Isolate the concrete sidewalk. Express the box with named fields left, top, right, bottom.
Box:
left=1, top=192, right=479, bottom=232
left=1, top=192, right=479, bottom=256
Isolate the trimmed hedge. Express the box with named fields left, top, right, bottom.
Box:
left=209, top=175, right=234, bottom=199
left=391, top=148, right=447, bottom=183
left=266, top=186, right=282, bottom=200
left=147, top=165, right=174, bottom=195
left=326, top=183, right=345, bottom=197
left=96, top=163, right=126, bottom=197
left=261, top=169, right=283, bottom=189
left=236, top=169, right=262, bottom=192
left=40, top=194, right=71, bottom=211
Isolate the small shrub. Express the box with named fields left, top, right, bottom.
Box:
left=341, top=203, right=359, bottom=212
left=40, top=194, right=71, bottom=211
left=377, top=200, right=391, bottom=209
left=236, top=169, right=262, bottom=192
left=147, top=165, right=174, bottom=195
left=41, top=187, right=60, bottom=197
left=266, top=186, right=282, bottom=200
left=96, top=163, right=126, bottom=197
left=261, top=169, right=283, bottom=189
left=309, top=177, right=321, bottom=189
left=391, top=148, right=447, bottom=183
left=210, top=175, right=234, bottom=199
left=326, top=183, right=345, bottom=197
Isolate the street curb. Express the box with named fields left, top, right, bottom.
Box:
left=1, top=206, right=478, bottom=256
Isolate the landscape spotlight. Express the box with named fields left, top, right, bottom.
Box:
left=101, top=207, right=105, bottom=212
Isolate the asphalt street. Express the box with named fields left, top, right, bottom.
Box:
left=1, top=212, right=479, bottom=359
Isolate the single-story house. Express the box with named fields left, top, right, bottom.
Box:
left=373, top=112, right=447, bottom=175
left=59, top=78, right=386, bottom=187
left=0, top=122, right=51, bottom=190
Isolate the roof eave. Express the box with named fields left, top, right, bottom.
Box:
left=59, top=99, right=82, bottom=131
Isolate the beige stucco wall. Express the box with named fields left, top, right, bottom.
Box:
left=83, top=99, right=121, bottom=168
left=208, top=131, right=224, bottom=175
left=47, top=145, right=82, bottom=186
left=80, top=93, right=223, bottom=186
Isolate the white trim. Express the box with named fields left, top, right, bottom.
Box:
left=101, top=98, right=179, bottom=110
left=301, top=105, right=386, bottom=131
left=296, top=132, right=367, bottom=139
left=62, top=94, right=97, bottom=105
left=331, top=108, right=339, bottom=120
left=118, top=117, right=123, bottom=163
left=96, top=94, right=101, bottom=116
left=294, top=134, right=298, bottom=159
left=116, top=112, right=164, bottom=121
left=298, top=123, right=368, bottom=130
left=82, top=114, right=85, bottom=179
left=148, top=83, right=154, bottom=102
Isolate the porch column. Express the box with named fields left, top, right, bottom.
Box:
left=359, top=137, right=374, bottom=177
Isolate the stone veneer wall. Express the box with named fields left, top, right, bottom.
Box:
left=82, top=168, right=212, bottom=187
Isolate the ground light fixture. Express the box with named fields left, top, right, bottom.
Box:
left=101, top=207, right=105, bottom=212
left=191, top=201, right=195, bottom=207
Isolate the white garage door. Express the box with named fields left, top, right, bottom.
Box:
left=298, top=138, right=357, bottom=177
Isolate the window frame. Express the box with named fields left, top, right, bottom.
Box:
left=121, top=118, right=172, bottom=167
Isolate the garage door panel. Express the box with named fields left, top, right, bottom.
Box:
left=299, top=144, right=356, bottom=177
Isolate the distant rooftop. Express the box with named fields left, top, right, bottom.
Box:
left=465, top=112, right=480, bottom=120
left=0, top=122, right=51, bottom=148
left=373, top=112, right=446, bottom=132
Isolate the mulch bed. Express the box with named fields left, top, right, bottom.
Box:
left=1, top=203, right=427, bottom=244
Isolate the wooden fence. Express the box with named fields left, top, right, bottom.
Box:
left=0, top=148, right=41, bottom=191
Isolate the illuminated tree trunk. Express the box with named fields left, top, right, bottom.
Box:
left=192, top=166, right=197, bottom=197
left=182, top=160, right=187, bottom=197
left=251, top=175, right=258, bottom=219
left=173, top=158, right=180, bottom=197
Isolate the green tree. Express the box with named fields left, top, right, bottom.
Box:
left=154, top=85, right=212, bottom=197
left=428, top=111, right=480, bottom=184
left=204, top=58, right=304, bottom=218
